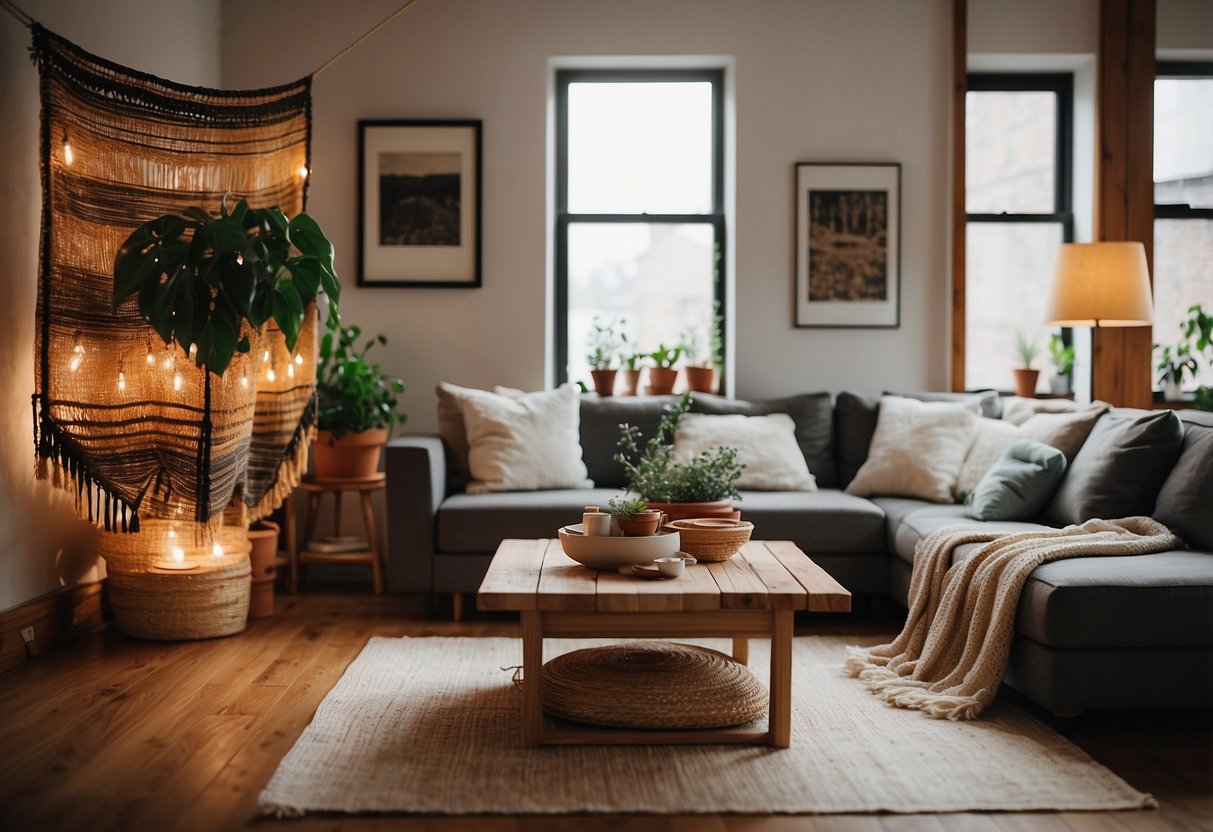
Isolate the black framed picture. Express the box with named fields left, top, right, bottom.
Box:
left=357, top=119, right=482, bottom=287
left=794, top=162, right=900, bottom=328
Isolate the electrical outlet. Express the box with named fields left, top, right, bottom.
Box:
left=21, top=626, right=38, bottom=658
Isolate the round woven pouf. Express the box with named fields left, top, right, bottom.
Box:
left=541, top=642, right=768, bottom=729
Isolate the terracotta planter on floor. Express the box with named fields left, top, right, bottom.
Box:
left=646, top=367, right=679, bottom=396
left=246, top=520, right=279, bottom=620
left=590, top=369, right=617, bottom=397
left=1012, top=368, right=1041, bottom=398
left=312, top=428, right=388, bottom=480
left=685, top=365, right=716, bottom=394
left=645, top=499, right=740, bottom=523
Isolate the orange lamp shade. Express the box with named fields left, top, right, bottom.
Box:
left=1044, top=242, right=1154, bottom=327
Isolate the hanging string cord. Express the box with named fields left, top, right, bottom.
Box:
left=312, top=0, right=421, bottom=79
left=0, top=0, right=34, bottom=26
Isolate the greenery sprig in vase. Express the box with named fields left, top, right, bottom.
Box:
left=614, top=392, right=743, bottom=510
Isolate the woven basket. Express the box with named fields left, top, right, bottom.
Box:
left=665, top=519, right=754, bottom=562
left=541, top=642, right=768, bottom=729
left=100, top=520, right=252, bottom=641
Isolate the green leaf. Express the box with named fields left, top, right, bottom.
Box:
left=272, top=282, right=304, bottom=350
left=182, top=206, right=212, bottom=224
left=286, top=256, right=321, bottom=303
left=288, top=214, right=337, bottom=282
left=249, top=281, right=275, bottom=327
left=210, top=215, right=249, bottom=254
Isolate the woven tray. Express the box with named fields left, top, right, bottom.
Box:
left=541, top=642, right=768, bottom=729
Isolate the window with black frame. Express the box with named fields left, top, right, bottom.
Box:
left=554, top=69, right=725, bottom=388
left=965, top=73, right=1074, bottom=395
left=1153, top=61, right=1213, bottom=395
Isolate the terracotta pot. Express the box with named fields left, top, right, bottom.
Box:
left=644, top=499, right=740, bottom=523
left=1012, top=368, right=1040, bottom=398
left=616, top=510, right=665, bottom=537
left=685, top=365, right=716, bottom=394
left=590, top=369, right=617, bottom=397
left=621, top=368, right=643, bottom=396
left=312, top=428, right=388, bottom=480
left=646, top=367, right=679, bottom=396
left=246, top=520, right=279, bottom=620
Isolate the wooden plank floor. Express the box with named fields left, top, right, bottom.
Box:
left=0, top=590, right=1208, bottom=832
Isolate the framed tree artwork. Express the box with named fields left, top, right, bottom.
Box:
left=794, top=162, right=900, bottom=327
left=357, top=119, right=482, bottom=287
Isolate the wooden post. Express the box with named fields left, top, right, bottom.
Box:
left=950, top=0, right=967, bottom=392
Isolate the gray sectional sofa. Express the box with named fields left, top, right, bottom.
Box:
left=384, top=390, right=1213, bottom=714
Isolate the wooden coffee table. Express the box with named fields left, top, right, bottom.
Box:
left=478, top=539, right=850, bottom=748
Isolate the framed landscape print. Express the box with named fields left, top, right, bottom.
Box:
left=357, top=120, right=482, bottom=287
left=794, top=162, right=900, bottom=328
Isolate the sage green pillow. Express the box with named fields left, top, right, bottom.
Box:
left=968, top=439, right=1068, bottom=521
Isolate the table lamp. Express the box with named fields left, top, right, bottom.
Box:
left=1045, top=242, right=1154, bottom=327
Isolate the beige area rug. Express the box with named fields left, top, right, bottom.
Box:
left=258, top=636, right=1155, bottom=816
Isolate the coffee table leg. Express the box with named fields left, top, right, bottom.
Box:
left=732, top=636, right=749, bottom=665
left=769, top=609, right=793, bottom=748
left=521, top=610, right=544, bottom=747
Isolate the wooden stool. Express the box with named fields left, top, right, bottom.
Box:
left=287, top=473, right=385, bottom=594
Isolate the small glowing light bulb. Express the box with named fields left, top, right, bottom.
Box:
left=63, top=140, right=74, bottom=166
left=294, top=353, right=303, bottom=366
left=212, top=542, right=224, bottom=558
left=173, top=373, right=183, bottom=392
left=146, top=351, right=155, bottom=366
left=299, top=165, right=309, bottom=179
left=163, top=354, right=173, bottom=370
left=189, top=344, right=197, bottom=358
left=266, top=367, right=277, bottom=382
left=69, top=349, right=83, bottom=372
left=287, top=363, right=295, bottom=379
left=235, top=253, right=244, bottom=265
left=171, top=546, right=185, bottom=563
left=240, top=373, right=249, bottom=389
left=262, top=349, right=270, bottom=362
left=117, top=371, right=126, bottom=392
left=168, top=527, right=177, bottom=540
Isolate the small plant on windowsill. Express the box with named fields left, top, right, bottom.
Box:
left=1154, top=303, right=1213, bottom=404
left=1012, top=330, right=1041, bottom=398
left=1047, top=332, right=1075, bottom=396
left=585, top=317, right=625, bottom=397
left=646, top=343, right=683, bottom=395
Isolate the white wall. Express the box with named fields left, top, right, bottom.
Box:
left=219, top=0, right=953, bottom=430
left=0, top=0, right=221, bottom=612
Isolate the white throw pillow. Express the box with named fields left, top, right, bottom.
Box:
left=673, top=413, right=816, bottom=491
left=954, top=418, right=1018, bottom=498
left=845, top=396, right=979, bottom=503
left=455, top=384, right=592, bottom=494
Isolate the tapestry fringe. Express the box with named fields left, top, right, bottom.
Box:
left=248, top=422, right=314, bottom=523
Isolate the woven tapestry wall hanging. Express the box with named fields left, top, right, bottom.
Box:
left=31, top=23, right=317, bottom=530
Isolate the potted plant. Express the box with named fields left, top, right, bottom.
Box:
left=314, top=320, right=407, bottom=479
left=681, top=302, right=723, bottom=394
left=614, top=392, right=744, bottom=521
left=1155, top=303, right=1213, bottom=403
left=1047, top=332, right=1075, bottom=396
left=1012, top=330, right=1041, bottom=397
left=606, top=495, right=664, bottom=536
left=646, top=343, right=683, bottom=395
left=620, top=349, right=645, bottom=396
left=112, top=195, right=340, bottom=377
left=586, top=317, right=624, bottom=397
left=246, top=519, right=279, bottom=619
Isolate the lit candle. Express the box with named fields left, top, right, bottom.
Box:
left=153, top=531, right=198, bottom=571
left=212, top=542, right=224, bottom=558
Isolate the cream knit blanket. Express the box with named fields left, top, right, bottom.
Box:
left=845, top=517, right=1181, bottom=720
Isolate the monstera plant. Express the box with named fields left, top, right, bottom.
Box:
left=112, top=196, right=341, bottom=376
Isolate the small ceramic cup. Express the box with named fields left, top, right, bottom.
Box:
left=653, top=556, right=685, bottom=579
left=582, top=511, right=612, bottom=537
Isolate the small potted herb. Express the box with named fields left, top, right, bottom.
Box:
left=620, top=349, right=645, bottom=396
left=313, top=319, right=407, bottom=479
left=586, top=317, right=625, bottom=397
left=646, top=343, right=683, bottom=395
left=1047, top=332, right=1075, bottom=396
left=1155, top=303, right=1213, bottom=402
left=606, top=496, right=664, bottom=536
left=614, top=392, right=743, bottom=520
left=1012, top=330, right=1040, bottom=397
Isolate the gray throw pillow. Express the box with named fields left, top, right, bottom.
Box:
left=1153, top=411, right=1213, bottom=551
left=690, top=392, right=837, bottom=487
left=968, top=439, right=1067, bottom=521
left=834, top=390, right=881, bottom=489
left=1046, top=409, right=1184, bottom=526
left=578, top=395, right=681, bottom=488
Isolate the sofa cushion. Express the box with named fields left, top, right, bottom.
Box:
left=1046, top=409, right=1184, bottom=527
left=955, top=417, right=1018, bottom=497
left=892, top=511, right=1052, bottom=564
left=438, top=488, right=625, bottom=552
left=732, top=490, right=886, bottom=554
left=1154, top=410, right=1213, bottom=551
left=690, top=392, right=837, bottom=487
left=834, top=390, right=881, bottom=488
left=457, top=384, right=592, bottom=494
left=578, top=395, right=680, bottom=488
left=1001, top=396, right=1079, bottom=427
left=673, top=413, right=816, bottom=491
left=885, top=389, right=1002, bottom=419
left=870, top=497, right=968, bottom=552
left=1009, top=551, right=1213, bottom=649
left=845, top=396, right=978, bottom=503
left=1017, top=403, right=1108, bottom=462
left=968, top=439, right=1067, bottom=521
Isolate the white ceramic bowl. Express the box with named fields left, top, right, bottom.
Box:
left=558, top=525, right=681, bottom=569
